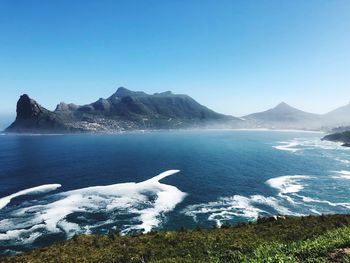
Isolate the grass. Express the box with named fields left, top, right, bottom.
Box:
left=3, top=214, right=350, bottom=263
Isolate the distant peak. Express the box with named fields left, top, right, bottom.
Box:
left=112, top=87, right=132, bottom=97
left=55, top=102, right=78, bottom=111
left=276, top=102, right=289, bottom=107
left=273, top=102, right=294, bottom=110
left=55, top=102, right=67, bottom=111
left=109, top=87, right=147, bottom=99
left=116, top=87, right=130, bottom=93
left=154, top=91, right=173, bottom=96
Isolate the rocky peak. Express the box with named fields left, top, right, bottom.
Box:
left=109, top=87, right=147, bottom=99
left=109, top=87, right=132, bottom=98
left=274, top=102, right=291, bottom=110
left=92, top=98, right=111, bottom=111
left=55, top=102, right=69, bottom=111
left=154, top=91, right=173, bottom=96
left=55, top=102, right=78, bottom=111
left=16, top=94, right=43, bottom=120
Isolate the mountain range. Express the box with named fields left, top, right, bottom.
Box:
left=4, top=87, right=350, bottom=133
left=5, top=88, right=240, bottom=133
left=242, top=101, right=350, bottom=130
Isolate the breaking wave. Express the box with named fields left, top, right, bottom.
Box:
left=273, top=141, right=301, bottom=152
left=0, top=170, right=186, bottom=253
left=266, top=175, right=310, bottom=194
left=183, top=174, right=350, bottom=227
left=333, top=170, right=350, bottom=180
left=183, top=194, right=293, bottom=227
left=273, top=138, right=348, bottom=153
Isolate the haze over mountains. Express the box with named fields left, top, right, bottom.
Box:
left=4, top=87, right=350, bottom=133
left=242, top=101, right=350, bottom=130
left=242, top=102, right=322, bottom=130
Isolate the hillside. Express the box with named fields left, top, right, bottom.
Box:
left=5, top=214, right=350, bottom=262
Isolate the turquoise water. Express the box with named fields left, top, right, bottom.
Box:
left=0, top=130, right=349, bottom=255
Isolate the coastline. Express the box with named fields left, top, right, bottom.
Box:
left=0, top=127, right=325, bottom=136
left=5, top=214, right=350, bottom=262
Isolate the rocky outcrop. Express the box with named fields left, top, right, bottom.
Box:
left=16, top=94, right=43, bottom=119
left=5, top=95, right=71, bottom=133
left=55, top=102, right=79, bottom=112
left=322, top=131, right=350, bottom=146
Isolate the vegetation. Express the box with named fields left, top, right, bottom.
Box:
left=4, top=214, right=350, bottom=263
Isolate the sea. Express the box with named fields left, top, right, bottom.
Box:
left=0, top=130, right=349, bottom=255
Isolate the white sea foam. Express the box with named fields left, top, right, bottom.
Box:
left=273, top=141, right=301, bottom=152
left=273, top=138, right=348, bottom=153
left=0, top=184, right=62, bottom=210
left=183, top=195, right=263, bottom=226
left=183, top=175, right=315, bottom=226
left=183, top=172, right=350, bottom=227
left=266, top=175, right=310, bottom=194
left=295, top=193, right=350, bottom=210
left=333, top=170, right=350, bottom=180
left=334, top=158, right=350, bottom=164
left=183, top=194, right=293, bottom=226
left=0, top=170, right=186, bottom=245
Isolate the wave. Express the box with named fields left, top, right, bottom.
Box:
left=0, top=184, right=62, bottom=210
left=183, top=173, right=350, bottom=227
left=183, top=194, right=295, bottom=227
left=333, top=170, right=350, bottom=180
left=0, top=170, right=186, bottom=249
left=334, top=158, right=350, bottom=164
left=273, top=141, right=301, bottom=152
left=266, top=175, right=310, bottom=194
left=273, top=138, right=348, bottom=153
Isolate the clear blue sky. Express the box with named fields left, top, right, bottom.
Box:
left=1, top=0, right=350, bottom=120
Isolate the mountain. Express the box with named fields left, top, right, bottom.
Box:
left=5, top=88, right=241, bottom=133
left=242, top=102, right=322, bottom=130
left=323, top=102, right=350, bottom=127
left=6, top=90, right=350, bottom=133
left=5, top=94, right=70, bottom=133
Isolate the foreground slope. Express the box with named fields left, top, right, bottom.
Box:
left=6, top=215, right=350, bottom=262
left=5, top=88, right=240, bottom=133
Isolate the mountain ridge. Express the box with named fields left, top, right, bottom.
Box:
left=5, top=88, right=240, bottom=133
left=4, top=89, right=350, bottom=133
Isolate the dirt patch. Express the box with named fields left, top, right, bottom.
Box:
left=328, top=247, right=350, bottom=262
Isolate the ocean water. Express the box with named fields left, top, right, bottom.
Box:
left=0, top=130, right=350, bottom=255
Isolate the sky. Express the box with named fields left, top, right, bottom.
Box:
left=1, top=0, right=350, bottom=123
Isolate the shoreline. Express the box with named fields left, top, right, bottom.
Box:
left=0, top=128, right=325, bottom=136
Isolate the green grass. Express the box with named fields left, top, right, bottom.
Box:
left=4, top=214, right=350, bottom=263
